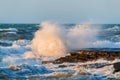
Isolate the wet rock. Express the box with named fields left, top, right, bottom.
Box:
left=53, top=50, right=120, bottom=64
left=52, top=73, right=73, bottom=78
left=9, top=65, right=20, bottom=71
left=113, top=62, right=120, bottom=73
left=58, top=65, right=67, bottom=68
left=79, top=69, right=90, bottom=75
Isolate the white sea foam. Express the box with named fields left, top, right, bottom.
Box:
left=5, top=32, right=17, bottom=34
left=0, top=40, right=31, bottom=58
left=0, top=39, right=13, bottom=44
left=0, top=40, right=32, bottom=67
left=12, top=40, right=31, bottom=47
left=1, top=56, right=42, bottom=67
left=0, top=59, right=119, bottom=79
left=106, top=26, right=120, bottom=31
left=0, top=28, right=18, bottom=32
left=92, top=40, right=120, bottom=48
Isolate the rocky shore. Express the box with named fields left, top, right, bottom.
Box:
left=53, top=50, right=120, bottom=64
left=42, top=49, right=120, bottom=73
left=52, top=49, right=120, bottom=74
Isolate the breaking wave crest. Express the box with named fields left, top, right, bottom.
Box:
left=0, top=28, right=18, bottom=32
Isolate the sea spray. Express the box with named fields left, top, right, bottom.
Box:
left=66, top=24, right=99, bottom=50
left=24, top=22, right=99, bottom=60
left=24, top=22, right=66, bottom=60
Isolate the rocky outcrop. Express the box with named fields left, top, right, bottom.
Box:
left=53, top=50, right=120, bottom=64
left=113, top=62, right=120, bottom=73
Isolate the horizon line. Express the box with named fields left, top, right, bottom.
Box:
left=0, top=22, right=120, bottom=25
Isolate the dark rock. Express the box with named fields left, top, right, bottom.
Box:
left=53, top=50, right=120, bottom=64
left=113, top=62, right=120, bottom=73
left=58, top=65, right=67, bottom=68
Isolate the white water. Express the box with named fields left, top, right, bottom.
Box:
left=0, top=28, right=18, bottom=32
left=0, top=22, right=120, bottom=79
left=0, top=59, right=120, bottom=79
left=24, top=22, right=100, bottom=59
left=25, top=22, right=66, bottom=59
left=66, top=24, right=99, bottom=49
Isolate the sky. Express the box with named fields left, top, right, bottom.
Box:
left=0, top=0, right=120, bottom=24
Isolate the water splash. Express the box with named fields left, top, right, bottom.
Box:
left=24, top=22, right=100, bottom=60
left=66, top=24, right=99, bottom=50
left=24, top=22, right=66, bottom=59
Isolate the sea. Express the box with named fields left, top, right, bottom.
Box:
left=0, top=23, right=120, bottom=80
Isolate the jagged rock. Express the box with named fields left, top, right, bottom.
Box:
left=53, top=50, right=120, bottom=64
left=113, top=62, right=120, bottom=73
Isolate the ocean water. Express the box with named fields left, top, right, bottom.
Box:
left=0, top=23, right=120, bottom=79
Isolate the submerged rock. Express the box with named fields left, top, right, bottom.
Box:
left=9, top=65, right=20, bottom=71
